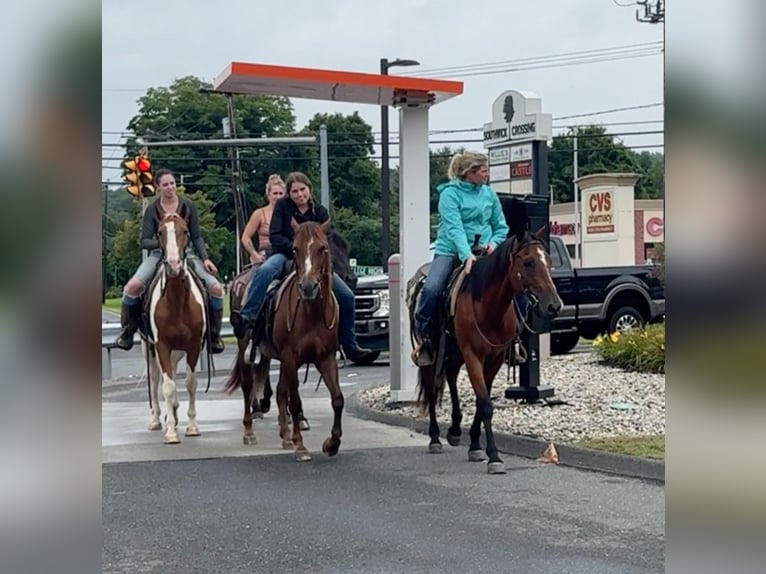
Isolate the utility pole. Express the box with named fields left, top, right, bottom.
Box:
left=102, top=182, right=108, bottom=303
left=635, top=0, right=664, bottom=23
left=572, top=126, right=580, bottom=265
left=379, top=57, right=420, bottom=271
left=224, top=94, right=247, bottom=275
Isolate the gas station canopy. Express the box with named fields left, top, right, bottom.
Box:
left=212, top=61, right=463, bottom=105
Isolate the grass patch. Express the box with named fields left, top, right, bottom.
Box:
left=576, top=435, right=665, bottom=460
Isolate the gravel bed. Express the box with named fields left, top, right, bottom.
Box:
left=358, top=352, right=665, bottom=444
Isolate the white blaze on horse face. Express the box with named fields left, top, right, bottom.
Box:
left=536, top=247, right=548, bottom=269
left=303, top=237, right=314, bottom=278
left=165, top=220, right=181, bottom=274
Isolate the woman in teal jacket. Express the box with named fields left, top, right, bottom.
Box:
left=412, top=151, right=510, bottom=366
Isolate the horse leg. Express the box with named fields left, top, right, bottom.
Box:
left=316, top=354, right=343, bottom=457
left=148, top=346, right=162, bottom=431
left=463, top=352, right=493, bottom=467
left=156, top=342, right=180, bottom=444
left=464, top=352, right=504, bottom=474
left=445, top=358, right=464, bottom=447
left=286, top=364, right=311, bottom=462
left=421, top=364, right=443, bottom=453
left=184, top=348, right=201, bottom=437
left=480, top=352, right=508, bottom=474
left=238, top=339, right=256, bottom=444
left=275, top=366, right=292, bottom=450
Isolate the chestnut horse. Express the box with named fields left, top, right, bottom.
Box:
left=411, top=226, right=563, bottom=474
left=225, top=227, right=355, bottom=444
left=145, top=204, right=207, bottom=444
left=225, top=220, right=344, bottom=461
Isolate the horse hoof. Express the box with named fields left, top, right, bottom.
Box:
left=242, top=435, right=257, bottom=445
left=428, top=442, right=444, bottom=454
left=164, top=435, right=180, bottom=445
left=468, top=449, right=486, bottom=462
left=487, top=461, right=507, bottom=475
left=446, top=432, right=461, bottom=447
left=282, top=439, right=293, bottom=450
left=148, top=421, right=162, bottom=431
left=299, top=419, right=311, bottom=431
left=185, top=427, right=200, bottom=437
left=322, top=438, right=340, bottom=457
left=295, top=450, right=312, bottom=462
left=252, top=411, right=264, bottom=419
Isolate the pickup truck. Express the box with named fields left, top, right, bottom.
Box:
left=352, top=235, right=665, bottom=362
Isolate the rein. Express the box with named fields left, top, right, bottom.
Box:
left=467, top=237, right=544, bottom=348
left=286, top=254, right=338, bottom=334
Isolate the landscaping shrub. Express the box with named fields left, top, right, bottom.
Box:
left=593, top=323, right=665, bottom=373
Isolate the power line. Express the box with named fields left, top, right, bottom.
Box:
left=411, top=42, right=663, bottom=76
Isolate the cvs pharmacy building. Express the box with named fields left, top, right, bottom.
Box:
left=549, top=173, right=664, bottom=267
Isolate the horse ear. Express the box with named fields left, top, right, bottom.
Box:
left=320, top=219, right=331, bottom=234
left=178, top=201, right=189, bottom=220
left=290, top=218, right=299, bottom=233
left=533, top=225, right=547, bottom=241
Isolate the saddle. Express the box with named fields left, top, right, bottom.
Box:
left=246, top=260, right=298, bottom=348
left=138, top=261, right=209, bottom=345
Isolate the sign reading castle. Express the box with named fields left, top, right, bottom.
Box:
left=482, top=90, right=553, bottom=146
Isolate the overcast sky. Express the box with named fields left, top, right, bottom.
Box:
left=101, top=0, right=664, bottom=182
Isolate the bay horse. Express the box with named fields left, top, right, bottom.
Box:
left=412, top=226, right=563, bottom=474
left=225, top=220, right=344, bottom=461
left=145, top=203, right=207, bottom=444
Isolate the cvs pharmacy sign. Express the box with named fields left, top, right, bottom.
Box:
left=585, top=190, right=615, bottom=234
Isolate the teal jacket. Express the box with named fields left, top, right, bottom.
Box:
left=432, top=179, right=509, bottom=263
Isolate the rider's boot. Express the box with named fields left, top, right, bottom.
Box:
left=208, top=305, right=225, bottom=354
left=114, top=301, right=141, bottom=351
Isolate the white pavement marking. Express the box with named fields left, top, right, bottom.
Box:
left=102, top=397, right=425, bottom=465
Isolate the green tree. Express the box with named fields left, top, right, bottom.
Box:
left=548, top=125, right=663, bottom=202
left=122, top=75, right=299, bottom=231
left=299, top=112, right=380, bottom=217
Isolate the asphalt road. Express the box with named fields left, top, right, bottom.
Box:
left=102, top=354, right=664, bottom=574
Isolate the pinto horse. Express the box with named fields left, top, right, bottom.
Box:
left=145, top=204, right=207, bottom=444
left=412, top=226, right=563, bottom=474
left=225, top=220, right=344, bottom=460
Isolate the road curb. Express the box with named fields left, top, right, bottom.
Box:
left=346, top=390, right=665, bottom=484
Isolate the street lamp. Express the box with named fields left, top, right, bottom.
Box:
left=380, top=57, right=420, bottom=271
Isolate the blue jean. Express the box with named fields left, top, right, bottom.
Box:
left=240, top=253, right=289, bottom=321
left=413, top=254, right=531, bottom=337
left=123, top=250, right=223, bottom=310
left=240, top=254, right=359, bottom=351
left=413, top=254, right=455, bottom=337
left=331, top=272, right=359, bottom=351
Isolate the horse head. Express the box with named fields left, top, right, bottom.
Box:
left=291, top=218, right=332, bottom=301
left=509, top=226, right=563, bottom=319
left=157, top=202, right=190, bottom=278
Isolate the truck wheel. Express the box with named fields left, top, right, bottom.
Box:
left=350, top=351, right=381, bottom=366
left=550, top=333, right=579, bottom=355
left=608, top=306, right=645, bottom=334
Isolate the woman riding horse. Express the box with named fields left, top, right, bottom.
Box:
left=113, top=168, right=226, bottom=354
left=411, top=151, right=528, bottom=366
left=233, top=171, right=376, bottom=364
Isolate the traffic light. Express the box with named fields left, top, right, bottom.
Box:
left=120, top=157, right=141, bottom=197
left=136, top=156, right=155, bottom=197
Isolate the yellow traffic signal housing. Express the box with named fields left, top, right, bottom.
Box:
left=120, top=157, right=141, bottom=197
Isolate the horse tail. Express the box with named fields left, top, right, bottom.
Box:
left=415, top=365, right=445, bottom=415
left=223, top=353, right=245, bottom=394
